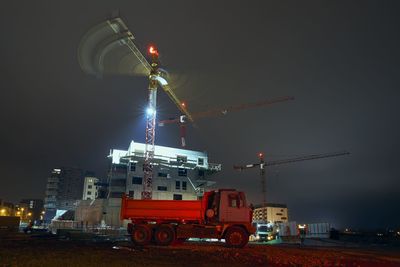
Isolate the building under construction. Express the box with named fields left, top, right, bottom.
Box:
left=108, top=140, right=220, bottom=200
left=75, top=140, right=221, bottom=227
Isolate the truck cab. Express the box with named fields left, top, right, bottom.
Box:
left=254, top=222, right=278, bottom=242
left=205, top=189, right=252, bottom=224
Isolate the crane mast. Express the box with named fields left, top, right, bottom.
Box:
left=142, top=79, right=157, bottom=199
left=142, top=47, right=159, bottom=200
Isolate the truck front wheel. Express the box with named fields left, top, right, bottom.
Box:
left=154, top=225, right=175, bottom=246
left=225, top=227, right=249, bottom=248
left=132, top=224, right=152, bottom=245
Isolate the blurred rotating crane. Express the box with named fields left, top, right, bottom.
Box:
left=78, top=17, right=193, bottom=199
left=159, top=96, right=295, bottom=147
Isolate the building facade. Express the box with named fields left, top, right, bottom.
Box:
left=75, top=141, right=221, bottom=227
left=252, top=204, right=289, bottom=224
left=107, top=140, right=221, bottom=201
left=44, top=167, right=85, bottom=221
left=82, top=176, right=99, bottom=200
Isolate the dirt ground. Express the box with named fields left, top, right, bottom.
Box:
left=0, top=236, right=399, bottom=267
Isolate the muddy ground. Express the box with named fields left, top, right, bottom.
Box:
left=0, top=235, right=399, bottom=267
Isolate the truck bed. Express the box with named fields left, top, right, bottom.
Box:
left=121, top=195, right=205, bottom=223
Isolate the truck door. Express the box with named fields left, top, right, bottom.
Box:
left=219, top=191, right=250, bottom=222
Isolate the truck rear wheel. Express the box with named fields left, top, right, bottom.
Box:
left=132, top=224, right=152, bottom=245
left=225, top=226, right=249, bottom=248
left=154, top=225, right=175, bottom=246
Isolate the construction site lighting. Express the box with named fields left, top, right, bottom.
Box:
left=27, top=212, right=32, bottom=216
left=146, top=107, right=156, bottom=116
left=298, top=224, right=306, bottom=229
left=154, top=76, right=168, bottom=86
left=0, top=209, right=5, bottom=214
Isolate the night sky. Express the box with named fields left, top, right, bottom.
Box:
left=1, top=1, right=399, bottom=230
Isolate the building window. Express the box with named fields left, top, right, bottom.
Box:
left=132, top=177, right=142, bottom=185
left=130, top=163, right=136, bottom=172
left=276, top=213, right=283, bottom=216
left=175, top=181, right=181, bottom=190
left=158, top=172, right=168, bottom=178
left=88, top=185, right=92, bottom=189
left=128, top=191, right=134, bottom=198
left=177, top=155, right=187, bottom=163
left=157, top=186, right=167, bottom=191
left=178, top=168, right=187, bottom=177
left=173, top=194, right=182, bottom=200
left=198, top=158, right=204, bottom=165
left=182, top=181, right=187, bottom=190
left=87, top=191, right=92, bottom=195
left=281, top=217, right=287, bottom=220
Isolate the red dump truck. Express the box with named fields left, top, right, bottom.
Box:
left=121, top=189, right=255, bottom=247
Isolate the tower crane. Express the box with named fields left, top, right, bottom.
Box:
left=233, top=151, right=350, bottom=221
left=78, top=17, right=194, bottom=199
left=158, top=96, right=294, bottom=147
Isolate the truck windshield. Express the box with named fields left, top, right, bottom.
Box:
left=258, top=226, right=271, bottom=232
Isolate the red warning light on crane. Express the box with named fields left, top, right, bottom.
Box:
left=149, top=45, right=159, bottom=56
left=258, top=152, right=264, bottom=159
left=181, top=102, right=186, bottom=107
